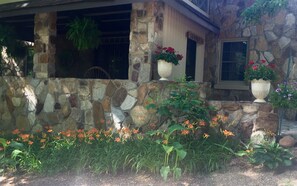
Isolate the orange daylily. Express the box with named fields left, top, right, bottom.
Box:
left=132, top=129, right=139, bottom=134
left=115, top=137, right=121, bottom=142
left=181, top=130, right=190, bottom=135
left=222, top=130, right=234, bottom=137
left=203, top=133, right=210, bottom=139
left=12, top=129, right=20, bottom=135
left=199, top=120, right=206, bottom=126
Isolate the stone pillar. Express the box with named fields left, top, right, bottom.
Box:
left=129, top=1, right=164, bottom=83
left=33, top=12, right=57, bottom=78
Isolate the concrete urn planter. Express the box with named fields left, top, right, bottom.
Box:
left=157, top=60, right=172, bottom=81
left=251, top=79, right=271, bottom=103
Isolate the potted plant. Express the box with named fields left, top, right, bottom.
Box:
left=244, top=59, right=276, bottom=102
left=155, top=46, right=183, bottom=80
left=269, top=81, right=297, bottom=135
left=66, top=17, right=101, bottom=51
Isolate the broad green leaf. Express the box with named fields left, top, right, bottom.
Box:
left=283, top=159, right=292, bottom=166
left=9, top=141, right=24, bottom=149
left=173, top=167, right=182, bottom=180
left=11, top=149, right=23, bottom=159
left=176, top=149, right=187, bottom=160
left=160, top=166, right=170, bottom=181
left=173, top=142, right=183, bottom=149
left=168, top=124, right=185, bottom=135
left=0, top=138, right=7, bottom=148
left=162, top=145, right=173, bottom=154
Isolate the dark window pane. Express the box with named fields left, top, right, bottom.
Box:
left=221, top=41, right=247, bottom=81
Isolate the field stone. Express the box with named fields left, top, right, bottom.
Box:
left=258, top=104, right=273, bottom=112
left=43, top=93, right=54, bottom=112
left=61, top=104, right=71, bottom=118
left=93, top=101, right=105, bottom=129
left=16, top=115, right=30, bottom=131
left=253, top=112, right=278, bottom=133
left=120, top=95, right=137, bottom=110
left=222, top=102, right=241, bottom=111
left=112, top=88, right=127, bottom=107
left=242, top=104, right=258, bottom=114
left=130, top=105, right=150, bottom=127
left=250, top=130, right=275, bottom=145
left=279, top=135, right=296, bottom=148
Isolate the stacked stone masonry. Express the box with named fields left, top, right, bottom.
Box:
left=0, top=76, right=278, bottom=141
left=205, top=0, right=297, bottom=104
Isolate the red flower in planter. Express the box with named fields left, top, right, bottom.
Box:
left=252, top=65, right=258, bottom=70
left=155, top=45, right=183, bottom=65
left=244, top=59, right=277, bottom=81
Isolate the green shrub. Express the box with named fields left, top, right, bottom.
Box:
left=236, top=142, right=295, bottom=169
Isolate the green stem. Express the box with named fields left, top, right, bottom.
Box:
left=174, top=152, right=179, bottom=168
left=164, top=153, right=167, bottom=166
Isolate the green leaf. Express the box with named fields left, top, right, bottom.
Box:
left=283, top=159, right=292, bottom=166
left=168, top=124, right=185, bottom=135
left=9, top=141, right=24, bottom=149
left=0, top=138, right=7, bottom=148
left=11, top=149, right=23, bottom=159
left=146, top=130, right=160, bottom=136
left=235, top=151, right=249, bottom=157
left=160, top=166, right=170, bottom=181
left=173, top=167, right=182, bottom=180
left=173, top=142, right=183, bottom=149
left=176, top=149, right=187, bottom=160
left=162, top=145, right=173, bottom=154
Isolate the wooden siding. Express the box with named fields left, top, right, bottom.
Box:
left=163, top=4, right=207, bottom=82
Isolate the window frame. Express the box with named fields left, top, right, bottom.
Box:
left=182, top=0, right=209, bottom=17
left=214, top=39, right=249, bottom=90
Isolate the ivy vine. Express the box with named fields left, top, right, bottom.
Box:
left=241, top=0, right=288, bottom=23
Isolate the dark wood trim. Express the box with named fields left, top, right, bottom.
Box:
left=0, top=0, right=149, bottom=18
left=186, top=31, right=204, bottom=44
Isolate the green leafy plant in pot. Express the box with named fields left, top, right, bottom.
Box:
left=66, top=17, right=101, bottom=51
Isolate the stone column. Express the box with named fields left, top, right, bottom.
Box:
left=129, top=1, right=164, bottom=83
left=33, top=12, right=57, bottom=78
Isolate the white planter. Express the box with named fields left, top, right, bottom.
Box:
left=251, top=79, right=271, bottom=103
left=157, top=60, right=173, bottom=80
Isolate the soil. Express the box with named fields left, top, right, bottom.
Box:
left=1, top=148, right=297, bottom=186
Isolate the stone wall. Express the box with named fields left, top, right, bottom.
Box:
left=208, top=101, right=278, bottom=141
left=0, top=76, right=278, bottom=141
left=205, top=0, right=297, bottom=101
left=0, top=77, right=207, bottom=133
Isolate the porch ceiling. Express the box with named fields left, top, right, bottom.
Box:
left=0, top=3, right=132, bottom=42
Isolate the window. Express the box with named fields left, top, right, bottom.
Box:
left=221, top=41, right=247, bottom=81
left=189, top=0, right=209, bottom=13
left=215, top=40, right=249, bottom=90
left=185, top=38, right=197, bottom=80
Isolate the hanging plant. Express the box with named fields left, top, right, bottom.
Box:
left=241, top=0, right=288, bottom=23
left=66, top=17, right=101, bottom=50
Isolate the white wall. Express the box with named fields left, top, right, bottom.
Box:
left=162, top=4, right=207, bottom=82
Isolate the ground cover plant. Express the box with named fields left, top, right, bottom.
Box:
left=0, top=120, right=236, bottom=180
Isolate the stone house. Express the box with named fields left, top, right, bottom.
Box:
left=0, top=0, right=296, bottom=139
